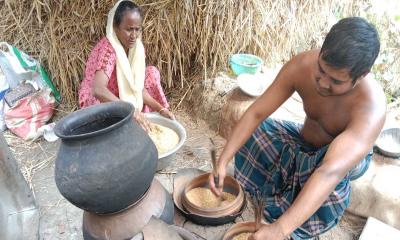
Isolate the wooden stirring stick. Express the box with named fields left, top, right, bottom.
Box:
left=211, top=146, right=222, bottom=205
left=210, top=138, right=226, bottom=205
left=211, top=147, right=219, bottom=187
left=253, top=190, right=265, bottom=231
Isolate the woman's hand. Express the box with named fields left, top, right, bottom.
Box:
left=249, top=223, right=287, bottom=240
left=134, top=111, right=151, bottom=132
left=159, top=108, right=175, bottom=120
left=208, top=163, right=227, bottom=197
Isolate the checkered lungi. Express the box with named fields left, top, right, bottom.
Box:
left=234, top=118, right=372, bottom=240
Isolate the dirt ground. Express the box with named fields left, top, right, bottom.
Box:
left=3, top=105, right=369, bottom=240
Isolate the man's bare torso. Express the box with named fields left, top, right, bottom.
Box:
left=291, top=50, right=378, bottom=148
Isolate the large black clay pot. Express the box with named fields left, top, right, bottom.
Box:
left=54, top=102, right=158, bottom=214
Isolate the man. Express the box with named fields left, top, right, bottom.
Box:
left=209, top=17, right=386, bottom=239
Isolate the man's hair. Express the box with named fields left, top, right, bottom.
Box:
left=114, top=1, right=142, bottom=26
left=320, top=17, right=380, bottom=81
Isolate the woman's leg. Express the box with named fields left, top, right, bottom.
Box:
left=142, top=66, right=169, bottom=113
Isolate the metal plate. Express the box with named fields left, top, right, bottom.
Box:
left=237, top=73, right=268, bottom=97
left=375, top=128, right=400, bottom=158
left=145, top=112, right=187, bottom=171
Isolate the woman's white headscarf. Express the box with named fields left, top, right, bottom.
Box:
left=106, top=0, right=146, bottom=112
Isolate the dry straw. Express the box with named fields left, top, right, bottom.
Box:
left=0, top=0, right=358, bottom=104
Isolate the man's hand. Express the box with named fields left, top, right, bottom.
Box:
left=249, top=223, right=286, bottom=240
left=208, top=164, right=226, bottom=197
left=159, top=108, right=175, bottom=120
left=134, top=111, right=151, bottom=132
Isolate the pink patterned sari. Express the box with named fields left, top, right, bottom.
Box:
left=78, top=37, right=169, bottom=112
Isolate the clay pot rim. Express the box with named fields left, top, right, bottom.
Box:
left=173, top=168, right=247, bottom=225
left=222, top=221, right=257, bottom=240
left=55, top=101, right=134, bottom=140
left=181, top=173, right=244, bottom=218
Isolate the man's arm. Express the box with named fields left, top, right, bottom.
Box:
left=276, top=95, right=386, bottom=237
left=211, top=59, right=298, bottom=195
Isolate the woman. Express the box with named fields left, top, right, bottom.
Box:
left=79, top=0, right=174, bottom=130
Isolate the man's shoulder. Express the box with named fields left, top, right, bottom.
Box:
left=291, top=49, right=319, bottom=62
left=278, top=49, right=318, bottom=87
left=359, top=75, right=385, bottom=103
left=352, top=75, right=386, bottom=118
left=284, top=49, right=319, bottom=73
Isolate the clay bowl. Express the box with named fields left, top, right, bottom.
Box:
left=181, top=173, right=244, bottom=218
left=82, top=179, right=174, bottom=240
left=222, top=222, right=258, bottom=240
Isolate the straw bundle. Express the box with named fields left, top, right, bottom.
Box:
left=0, top=0, right=360, bottom=104
left=141, top=0, right=360, bottom=88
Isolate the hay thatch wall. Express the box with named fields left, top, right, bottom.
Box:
left=0, top=0, right=359, bottom=104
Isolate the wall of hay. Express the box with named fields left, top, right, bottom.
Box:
left=0, top=0, right=359, bottom=104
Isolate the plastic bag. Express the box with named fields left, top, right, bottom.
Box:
left=0, top=42, right=61, bottom=102
left=4, top=88, right=55, bottom=140
left=0, top=70, right=9, bottom=131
